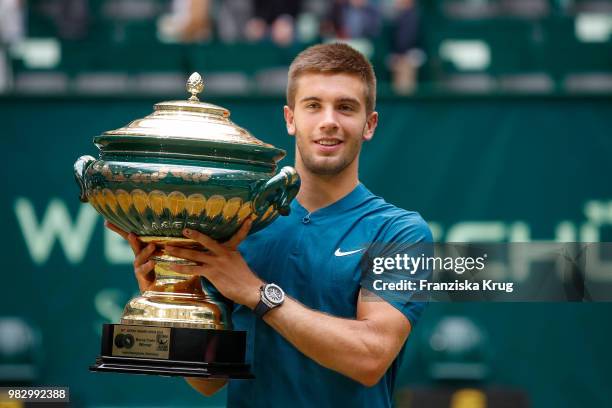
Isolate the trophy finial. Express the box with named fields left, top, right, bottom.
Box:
left=186, top=72, right=204, bottom=102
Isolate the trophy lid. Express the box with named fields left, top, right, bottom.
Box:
left=94, top=72, right=285, bottom=168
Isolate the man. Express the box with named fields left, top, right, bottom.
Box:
left=108, top=43, right=432, bottom=407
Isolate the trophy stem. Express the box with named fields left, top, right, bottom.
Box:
left=119, top=261, right=229, bottom=329
left=149, top=262, right=205, bottom=295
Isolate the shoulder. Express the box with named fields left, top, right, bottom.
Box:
left=359, top=191, right=433, bottom=244
left=384, top=207, right=433, bottom=244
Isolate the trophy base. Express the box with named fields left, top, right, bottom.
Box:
left=90, top=323, right=253, bottom=379
left=91, top=356, right=253, bottom=378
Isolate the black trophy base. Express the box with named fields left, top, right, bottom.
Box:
left=90, top=323, right=253, bottom=379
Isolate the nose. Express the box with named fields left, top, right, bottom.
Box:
left=319, top=107, right=339, bottom=134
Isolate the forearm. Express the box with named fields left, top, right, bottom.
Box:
left=262, top=297, right=392, bottom=386
left=185, top=378, right=227, bottom=397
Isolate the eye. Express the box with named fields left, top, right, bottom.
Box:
left=339, top=104, right=355, bottom=112
left=305, top=102, right=320, bottom=110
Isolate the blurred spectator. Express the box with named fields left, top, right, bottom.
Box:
left=388, top=0, right=425, bottom=94
left=322, top=0, right=382, bottom=39
left=294, top=0, right=327, bottom=43
left=216, top=0, right=253, bottom=43
left=158, top=0, right=212, bottom=43
left=103, top=0, right=162, bottom=21
left=0, top=0, right=25, bottom=44
left=245, top=0, right=303, bottom=47
left=180, top=0, right=211, bottom=42
left=0, top=0, right=24, bottom=92
left=37, top=0, right=90, bottom=40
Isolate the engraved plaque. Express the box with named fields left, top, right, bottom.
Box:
left=111, top=325, right=171, bottom=360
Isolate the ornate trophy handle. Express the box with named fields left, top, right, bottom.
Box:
left=74, top=155, right=96, bottom=203
left=253, top=166, right=300, bottom=217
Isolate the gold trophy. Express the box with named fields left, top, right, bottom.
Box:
left=74, top=73, right=299, bottom=378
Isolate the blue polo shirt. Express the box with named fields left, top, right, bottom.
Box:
left=228, top=183, right=432, bottom=408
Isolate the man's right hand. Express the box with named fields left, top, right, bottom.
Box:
left=104, top=221, right=156, bottom=293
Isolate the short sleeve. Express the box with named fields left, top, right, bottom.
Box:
left=359, top=212, right=433, bottom=328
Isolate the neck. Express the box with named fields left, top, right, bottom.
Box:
left=295, top=159, right=360, bottom=213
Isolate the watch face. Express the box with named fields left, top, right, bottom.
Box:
left=265, top=284, right=284, bottom=305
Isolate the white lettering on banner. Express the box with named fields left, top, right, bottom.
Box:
left=582, top=200, right=612, bottom=242
left=13, top=198, right=612, bottom=283
left=554, top=222, right=577, bottom=242
left=446, top=222, right=506, bottom=242
left=104, top=226, right=134, bottom=264
left=14, top=198, right=98, bottom=265
left=93, top=288, right=134, bottom=335
left=509, top=242, right=571, bottom=282
left=509, top=221, right=580, bottom=242
left=94, top=288, right=127, bottom=323
left=435, top=201, right=612, bottom=243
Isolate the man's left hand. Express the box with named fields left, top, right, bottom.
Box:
left=165, top=216, right=263, bottom=309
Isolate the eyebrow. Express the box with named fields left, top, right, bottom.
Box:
left=299, top=96, right=361, bottom=106
left=299, top=96, right=321, bottom=103
left=336, top=97, right=361, bottom=106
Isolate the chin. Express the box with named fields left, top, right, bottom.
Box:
left=307, top=161, right=349, bottom=176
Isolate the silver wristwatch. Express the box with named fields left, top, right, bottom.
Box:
left=254, top=283, right=285, bottom=318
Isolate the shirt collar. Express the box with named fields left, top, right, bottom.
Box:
left=291, top=183, right=371, bottom=218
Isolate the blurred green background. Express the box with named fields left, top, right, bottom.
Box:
left=1, top=0, right=612, bottom=407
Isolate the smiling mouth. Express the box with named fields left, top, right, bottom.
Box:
left=315, top=139, right=342, bottom=146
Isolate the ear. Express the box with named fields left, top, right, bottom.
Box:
left=362, top=111, right=378, bottom=142
left=284, top=105, right=296, bottom=136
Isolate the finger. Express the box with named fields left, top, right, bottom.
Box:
left=225, top=217, right=254, bottom=249
left=134, top=243, right=156, bottom=267
left=183, top=229, right=225, bottom=254
left=127, top=233, right=144, bottom=256
left=135, top=260, right=155, bottom=281
left=105, top=220, right=129, bottom=239
left=167, top=264, right=209, bottom=277
left=165, top=246, right=214, bottom=264
left=106, top=221, right=143, bottom=257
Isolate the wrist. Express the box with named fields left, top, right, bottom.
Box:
left=244, top=280, right=264, bottom=310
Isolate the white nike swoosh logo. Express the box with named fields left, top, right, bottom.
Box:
left=334, top=248, right=365, bottom=257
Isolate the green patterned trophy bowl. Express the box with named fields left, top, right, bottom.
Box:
left=75, top=73, right=299, bottom=379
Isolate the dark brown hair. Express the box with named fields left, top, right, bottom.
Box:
left=287, top=43, right=377, bottom=113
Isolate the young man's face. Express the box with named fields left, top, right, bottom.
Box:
left=284, top=72, right=378, bottom=177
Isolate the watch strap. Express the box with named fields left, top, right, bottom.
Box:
left=254, top=299, right=271, bottom=318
